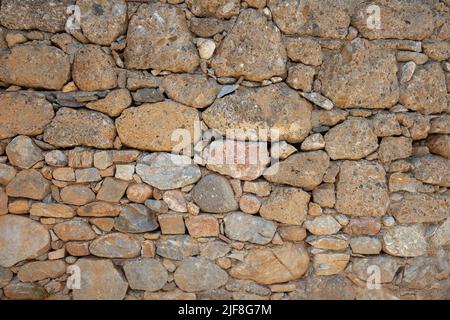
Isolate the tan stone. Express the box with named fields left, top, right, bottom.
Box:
left=187, top=0, right=240, bottom=18
left=86, top=89, right=132, bottom=117
left=0, top=189, right=7, bottom=215
left=378, top=137, right=412, bottom=163
left=68, top=148, right=94, bottom=168
left=410, top=154, right=450, bottom=187
left=382, top=225, right=427, bottom=257
left=185, top=215, right=219, bottom=238
left=6, top=170, right=51, bottom=200
left=284, top=37, right=322, bottom=66
left=427, top=135, right=450, bottom=158
left=239, top=194, right=261, bottom=214
left=313, top=253, right=350, bottom=276
left=77, top=201, right=122, bottom=217
left=60, top=185, right=95, bottom=206
left=7, top=199, right=31, bottom=215
left=126, top=183, right=153, bottom=203
left=243, top=181, right=271, bottom=197
left=312, top=183, right=335, bottom=208
left=343, top=218, right=381, bottom=236
left=163, top=190, right=187, bottom=213
left=30, top=203, right=75, bottom=218
left=372, top=112, right=402, bottom=137
left=89, top=233, right=141, bottom=258
left=307, top=236, right=349, bottom=251
left=17, top=260, right=66, bottom=282
left=54, top=220, right=96, bottom=241
left=305, top=215, right=342, bottom=236
left=158, top=214, right=186, bottom=235
left=96, top=177, right=128, bottom=202
left=286, top=64, right=316, bottom=92
left=278, top=226, right=307, bottom=242
left=53, top=168, right=75, bottom=182
left=66, top=242, right=90, bottom=257
left=0, top=163, right=16, bottom=186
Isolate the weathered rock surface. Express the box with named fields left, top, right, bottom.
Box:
left=115, top=204, right=159, bottom=233
left=17, top=260, right=66, bottom=282
left=224, top=212, right=276, bottom=245
left=89, top=233, right=140, bottom=258
left=305, top=216, right=342, bottom=236
left=427, top=135, right=450, bottom=159
left=6, top=136, right=44, bottom=169
left=0, top=215, right=50, bottom=268
left=156, top=235, right=200, bottom=261
left=30, top=203, right=75, bottom=219
left=382, top=225, right=427, bottom=257
left=123, top=258, right=168, bottom=292
left=6, top=170, right=51, bottom=200
left=54, top=220, right=96, bottom=241
left=187, top=0, right=240, bottom=19
left=409, top=154, right=450, bottom=187
left=86, top=89, right=132, bottom=117
left=192, top=174, right=238, bottom=213
left=313, top=253, right=350, bottom=276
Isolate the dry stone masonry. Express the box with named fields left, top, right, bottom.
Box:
left=0, top=0, right=449, bottom=300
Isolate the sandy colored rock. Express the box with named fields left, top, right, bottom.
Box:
left=336, top=160, right=389, bottom=217
left=0, top=215, right=50, bottom=268
left=427, top=135, right=450, bottom=158
left=77, top=0, right=127, bottom=45
left=123, top=258, right=168, bottom=292
left=60, top=185, right=95, bottom=206
left=30, top=203, right=75, bottom=219
left=0, top=44, right=70, bottom=90
left=324, top=118, right=378, bottom=160
left=77, top=202, right=122, bottom=217
left=54, top=220, right=96, bottom=241
left=278, top=226, right=307, bottom=242
left=126, top=183, right=153, bottom=203
left=187, top=0, right=240, bottom=18
left=73, top=258, right=128, bottom=300
left=96, top=177, right=128, bottom=202
left=260, top=187, right=310, bottom=225
left=343, top=217, right=381, bottom=236
left=161, top=74, right=220, bottom=109
left=319, top=39, right=398, bottom=109
left=0, top=189, right=7, bottom=216
left=89, top=233, right=140, bottom=258
left=307, top=236, right=349, bottom=251
left=313, top=253, right=350, bottom=276
left=286, top=64, right=316, bottom=92
left=86, top=89, right=132, bottom=117
left=239, top=194, right=261, bottom=214
left=264, top=151, right=330, bottom=190
left=230, top=243, right=309, bottom=285
left=158, top=214, right=185, bottom=235
left=0, top=92, right=54, bottom=140
left=6, top=136, right=43, bottom=169
left=185, top=215, right=220, bottom=238
left=410, top=154, right=450, bottom=187
left=17, top=260, right=66, bottom=282
left=382, top=225, right=427, bottom=257
left=192, top=174, right=238, bottom=213
left=399, top=63, right=447, bottom=114
left=305, top=216, right=342, bottom=236
left=378, top=137, right=412, bottom=163
left=125, top=3, right=199, bottom=72
left=372, top=112, right=402, bottom=137
left=284, top=37, right=322, bottom=66
left=6, top=170, right=51, bottom=200
left=349, top=237, right=382, bottom=255
left=116, top=102, right=199, bottom=152
left=211, top=9, right=286, bottom=81
left=44, top=108, right=116, bottom=149
left=163, top=190, right=187, bottom=213
left=224, top=212, right=276, bottom=245
left=73, top=45, right=117, bottom=91
left=0, top=164, right=16, bottom=186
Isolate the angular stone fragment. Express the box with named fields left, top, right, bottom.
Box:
left=77, top=202, right=122, bottom=217
left=390, top=192, right=450, bottom=224
left=0, top=92, right=54, bottom=140
left=313, top=253, right=350, bottom=276
left=6, top=136, right=43, bottom=169
left=204, top=140, right=270, bottom=181
left=189, top=17, right=229, bottom=37
left=399, top=63, right=447, bottom=114
left=73, top=258, right=128, bottom=300
left=0, top=0, right=74, bottom=32
left=18, top=260, right=66, bottom=283
left=343, top=218, right=381, bottom=236
left=174, top=257, right=228, bottom=292
left=432, top=218, right=450, bottom=247
left=352, top=0, right=434, bottom=40
left=307, top=236, right=349, bottom=251
left=76, top=168, right=102, bottom=183
left=163, top=190, right=187, bottom=213
left=427, top=135, right=450, bottom=159
left=161, top=74, right=220, bottom=109
left=124, top=3, right=199, bottom=72
left=203, top=84, right=312, bottom=143
left=86, top=89, right=132, bottom=117
left=185, top=215, right=220, bottom=238
left=156, top=235, right=200, bottom=261
left=187, top=0, right=240, bottom=18
left=124, top=258, right=168, bottom=292
left=96, top=177, right=128, bottom=202
left=230, top=243, right=309, bottom=285
left=324, top=118, right=378, bottom=160
left=73, top=45, right=117, bottom=91
left=378, top=137, right=412, bottom=163
left=286, top=64, right=316, bottom=92
left=423, top=41, right=450, bottom=61
left=211, top=9, right=286, bottom=81
left=260, top=187, right=310, bottom=225
left=89, top=233, right=140, bottom=258
left=224, top=212, right=276, bottom=245
left=284, top=37, right=322, bottom=66
left=0, top=215, right=50, bottom=268
left=115, top=204, right=159, bottom=233
left=30, top=203, right=75, bottom=219
left=77, top=0, right=128, bottom=45
left=0, top=44, right=70, bottom=90
left=45, top=150, right=67, bottom=167
left=336, top=160, right=389, bottom=217
left=269, top=0, right=351, bottom=39
left=116, top=102, right=199, bottom=152
left=54, top=220, right=96, bottom=241
left=319, top=39, right=399, bottom=109
left=136, top=153, right=201, bottom=190
left=409, top=154, right=450, bottom=187
left=372, top=112, right=402, bottom=137
left=192, top=174, right=238, bottom=213
left=382, top=225, right=427, bottom=257
left=305, top=216, right=342, bottom=236
left=264, top=151, right=329, bottom=190
left=6, top=170, right=50, bottom=200
left=44, top=108, right=116, bottom=149
left=349, top=237, right=382, bottom=255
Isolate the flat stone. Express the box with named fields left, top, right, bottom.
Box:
left=230, top=243, right=309, bottom=285
left=399, top=63, right=447, bottom=114
left=211, top=9, right=286, bottom=81
left=123, top=258, right=168, bottom=292
left=54, top=220, right=96, bottom=241
left=260, top=187, right=310, bottom=225
left=0, top=0, right=74, bottom=32
left=3, top=279, right=49, bottom=300
left=45, top=150, right=67, bottom=167
left=144, top=289, right=196, bottom=300
left=124, top=3, right=199, bottom=72
left=73, top=258, right=128, bottom=300
left=189, top=17, right=230, bottom=37
left=352, top=256, right=403, bottom=283
left=378, top=136, right=412, bottom=163
left=432, top=217, right=450, bottom=247
left=161, top=74, right=220, bottom=109
left=116, top=102, right=199, bottom=152
left=156, top=235, right=200, bottom=261
left=77, top=0, right=127, bottom=45
left=0, top=92, right=54, bottom=139
left=17, top=260, right=66, bottom=282
left=89, top=233, right=140, bottom=258
left=115, top=204, right=158, bottom=233
left=77, top=201, right=122, bottom=217
left=5, top=136, right=43, bottom=169
left=306, top=236, right=349, bottom=251
left=192, top=174, right=238, bottom=213
left=343, top=218, right=381, bottom=236
left=336, top=160, right=389, bottom=217
left=158, top=213, right=184, bottom=234
left=305, top=216, right=342, bottom=236
left=319, top=39, right=398, bottom=109
left=0, top=215, right=50, bottom=268
left=239, top=194, right=261, bottom=215
left=269, top=0, right=350, bottom=39
left=372, top=112, right=402, bottom=137
left=409, top=154, right=450, bottom=187
left=349, top=237, right=382, bottom=255
left=174, top=257, right=228, bottom=292
left=224, top=212, right=276, bottom=245
left=68, top=148, right=94, bottom=168
left=243, top=181, right=271, bottom=197
left=423, top=40, right=450, bottom=61
left=96, top=177, right=128, bottom=202
left=278, top=226, right=307, bottom=242
left=312, top=109, right=348, bottom=127
left=427, top=134, right=450, bottom=159
left=324, top=118, right=379, bottom=160
left=132, top=88, right=165, bottom=104
left=30, top=203, right=75, bottom=218
left=72, top=44, right=117, bottom=91
left=313, top=253, right=350, bottom=276
left=185, top=215, right=220, bottom=238
left=60, top=185, right=95, bottom=206
left=44, top=108, right=116, bottom=149
left=301, top=134, right=325, bottom=151
left=264, top=151, right=330, bottom=190
left=204, top=140, right=270, bottom=181
left=6, top=169, right=50, bottom=200
left=136, top=153, right=201, bottom=190
left=203, top=84, right=312, bottom=144
left=87, top=89, right=132, bottom=117
left=126, top=183, right=153, bottom=203
left=0, top=164, right=16, bottom=186
left=0, top=44, right=70, bottom=90
left=382, top=225, right=427, bottom=257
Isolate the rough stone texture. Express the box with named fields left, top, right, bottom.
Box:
left=125, top=3, right=199, bottom=72
left=336, top=161, right=389, bottom=217
left=60, top=185, right=95, bottom=206
left=156, top=235, right=200, bottom=261
left=54, top=220, right=96, bottom=241
left=115, top=204, right=158, bottom=233
left=0, top=92, right=54, bottom=140
left=319, top=39, right=399, bottom=109
left=313, top=253, right=350, bottom=276
left=427, top=135, right=450, bottom=159
left=89, top=233, right=140, bottom=259
left=382, top=225, right=427, bottom=257
left=44, top=108, right=116, bottom=149
left=123, top=258, right=168, bottom=292
left=17, top=260, right=66, bottom=282
left=6, top=170, right=51, bottom=200
left=6, top=136, right=44, bottom=169
left=86, top=89, right=132, bottom=117
left=410, top=154, right=450, bottom=187
left=192, top=174, right=238, bottom=213
left=224, top=212, right=276, bottom=245
left=378, top=137, right=412, bottom=163
left=187, top=0, right=240, bottom=19
left=211, top=9, right=286, bottom=81
left=0, top=44, right=70, bottom=90
left=30, top=203, right=75, bottom=219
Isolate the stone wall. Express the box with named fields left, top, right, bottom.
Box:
left=0, top=0, right=449, bottom=300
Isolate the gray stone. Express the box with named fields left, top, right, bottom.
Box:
left=382, top=225, right=427, bottom=257
left=123, top=258, right=168, bottom=292
left=115, top=204, right=159, bottom=233
left=224, top=212, right=276, bottom=245
left=156, top=235, right=200, bottom=261
left=192, top=174, right=238, bottom=213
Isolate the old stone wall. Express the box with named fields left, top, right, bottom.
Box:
left=0, top=0, right=449, bottom=300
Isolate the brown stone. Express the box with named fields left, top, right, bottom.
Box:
left=305, top=215, right=342, bottom=236
left=30, top=203, right=75, bottom=219
left=312, top=183, right=335, bottom=208
left=86, top=89, right=132, bottom=117
left=211, top=9, right=286, bottom=81
left=125, top=3, right=199, bottom=72
left=423, top=41, right=450, bottom=61
left=0, top=164, right=16, bottom=186
left=286, top=64, right=316, bottom=92
left=427, top=135, right=450, bottom=158
left=410, top=154, right=450, bottom=187
left=378, top=137, right=412, bottom=163
left=7, top=199, right=31, bottom=215
left=89, top=233, right=141, bottom=258
left=77, top=201, right=122, bottom=217
left=96, top=177, right=128, bottom=202
left=65, top=242, right=90, bottom=257
left=90, top=218, right=114, bottom=232
left=185, top=215, right=220, bottom=238
left=239, top=194, right=261, bottom=214
left=6, top=169, right=51, bottom=200
left=158, top=214, right=186, bottom=235
left=382, top=225, right=427, bottom=257
left=372, top=112, right=402, bottom=137
left=0, top=189, right=7, bottom=215
left=17, top=260, right=66, bottom=282
left=284, top=37, right=322, bottom=66
left=5, top=135, right=43, bottom=169
left=343, top=218, right=381, bottom=236
left=54, top=220, right=96, bottom=241
left=187, top=0, right=240, bottom=19
left=126, top=183, right=153, bottom=203
left=60, top=185, right=95, bottom=206
left=0, top=92, right=54, bottom=140
left=278, top=226, right=307, bottom=242
left=68, top=148, right=94, bottom=168
left=313, top=253, right=350, bottom=276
